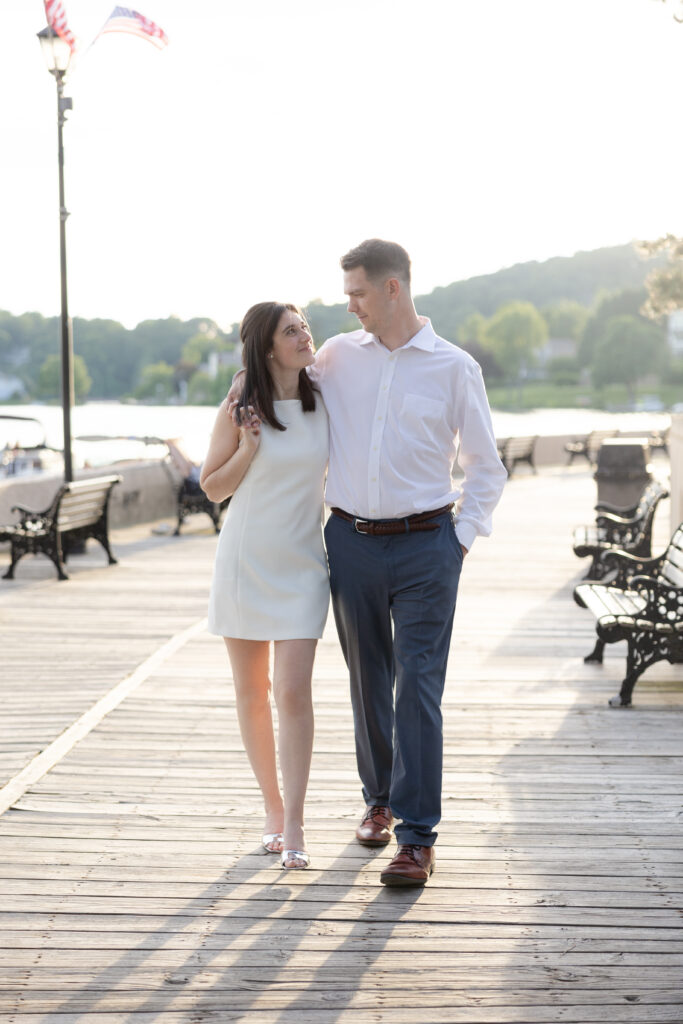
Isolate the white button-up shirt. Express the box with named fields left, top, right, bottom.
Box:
left=311, top=319, right=506, bottom=551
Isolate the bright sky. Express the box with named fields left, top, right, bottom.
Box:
left=2, top=0, right=682, bottom=330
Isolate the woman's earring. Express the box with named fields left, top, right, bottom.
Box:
left=268, top=353, right=273, bottom=359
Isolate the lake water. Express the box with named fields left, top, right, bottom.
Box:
left=0, top=402, right=673, bottom=468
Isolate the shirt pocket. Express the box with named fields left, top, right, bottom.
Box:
left=399, top=392, right=447, bottom=444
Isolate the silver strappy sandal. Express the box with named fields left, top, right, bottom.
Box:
left=281, top=849, right=310, bottom=869
left=261, top=833, right=283, bottom=854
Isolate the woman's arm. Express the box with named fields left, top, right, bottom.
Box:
left=200, top=399, right=261, bottom=502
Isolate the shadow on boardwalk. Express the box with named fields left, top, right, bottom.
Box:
left=37, top=842, right=423, bottom=1020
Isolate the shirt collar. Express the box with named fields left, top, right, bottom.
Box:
left=359, top=316, right=436, bottom=353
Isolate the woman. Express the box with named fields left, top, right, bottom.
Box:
left=200, top=302, right=329, bottom=869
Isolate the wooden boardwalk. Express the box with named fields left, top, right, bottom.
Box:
left=1, top=467, right=682, bottom=1023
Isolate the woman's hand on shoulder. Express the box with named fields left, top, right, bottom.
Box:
left=238, top=406, right=261, bottom=454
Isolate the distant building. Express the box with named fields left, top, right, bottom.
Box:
left=668, top=310, right=683, bottom=357
left=536, top=336, right=578, bottom=367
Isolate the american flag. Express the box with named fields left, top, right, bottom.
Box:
left=98, top=7, right=169, bottom=50
left=43, top=0, right=77, bottom=53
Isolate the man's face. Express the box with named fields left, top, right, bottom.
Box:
left=344, top=266, right=390, bottom=337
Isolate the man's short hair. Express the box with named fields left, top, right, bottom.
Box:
left=340, top=239, right=411, bottom=287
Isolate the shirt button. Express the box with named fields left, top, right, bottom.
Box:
left=371, top=477, right=377, bottom=481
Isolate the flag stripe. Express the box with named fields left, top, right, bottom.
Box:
left=44, top=0, right=76, bottom=51
left=99, top=7, right=169, bottom=48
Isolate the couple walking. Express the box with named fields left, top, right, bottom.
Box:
left=201, top=239, right=506, bottom=885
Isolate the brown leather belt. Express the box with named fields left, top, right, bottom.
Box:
left=331, top=503, right=454, bottom=536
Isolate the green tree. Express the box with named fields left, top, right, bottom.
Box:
left=541, top=300, right=588, bottom=340
left=304, top=299, right=357, bottom=345
left=187, top=370, right=215, bottom=404
left=0, top=326, right=13, bottom=360
left=456, top=312, right=502, bottom=380
left=579, top=288, right=650, bottom=367
left=38, top=353, right=92, bottom=401
left=134, top=361, right=175, bottom=402
left=181, top=332, right=226, bottom=367
left=482, top=301, right=547, bottom=381
left=212, top=363, right=242, bottom=403
left=638, top=234, right=683, bottom=320
left=73, top=317, right=133, bottom=398
left=457, top=313, right=486, bottom=347
left=547, top=356, right=580, bottom=386
left=591, top=315, right=667, bottom=405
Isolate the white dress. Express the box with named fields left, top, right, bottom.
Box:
left=208, top=397, right=330, bottom=640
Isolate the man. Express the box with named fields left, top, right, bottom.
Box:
left=311, top=240, right=506, bottom=886
left=231, top=239, right=505, bottom=886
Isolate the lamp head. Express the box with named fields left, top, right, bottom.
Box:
left=37, top=26, right=72, bottom=77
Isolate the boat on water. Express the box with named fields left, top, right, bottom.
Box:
left=0, top=415, right=172, bottom=479
left=0, top=414, right=62, bottom=478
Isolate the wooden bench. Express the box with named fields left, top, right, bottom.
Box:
left=564, top=429, right=618, bottom=466
left=572, top=480, right=669, bottom=579
left=496, top=436, right=538, bottom=476
left=175, top=477, right=229, bottom=536
left=1, top=475, right=121, bottom=581
left=573, top=525, right=683, bottom=707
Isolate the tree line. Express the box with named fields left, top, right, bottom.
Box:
left=0, top=242, right=678, bottom=406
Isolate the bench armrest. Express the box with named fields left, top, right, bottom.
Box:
left=11, top=502, right=45, bottom=517
left=10, top=503, right=51, bottom=527
left=595, top=510, right=641, bottom=528
left=597, top=548, right=665, bottom=588
left=594, top=500, right=639, bottom=517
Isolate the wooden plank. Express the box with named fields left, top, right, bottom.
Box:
left=2, top=930, right=683, bottom=954
left=1, top=897, right=680, bottom=927
left=2, top=948, right=683, bottom=969
left=1, top=988, right=683, bottom=1011
left=2, top=1013, right=683, bottom=1024
left=1, top=877, right=683, bottom=906
left=1, top=471, right=682, bottom=1023
left=1, top=863, right=682, bottom=890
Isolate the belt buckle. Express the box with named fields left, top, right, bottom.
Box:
left=354, top=518, right=370, bottom=534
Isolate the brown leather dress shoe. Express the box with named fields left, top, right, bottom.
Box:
left=355, top=804, right=394, bottom=847
left=380, top=844, right=435, bottom=886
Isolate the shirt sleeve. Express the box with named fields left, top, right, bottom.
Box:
left=307, top=337, right=332, bottom=386
left=453, top=360, right=507, bottom=550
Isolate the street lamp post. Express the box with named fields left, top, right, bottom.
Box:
left=37, top=26, right=74, bottom=483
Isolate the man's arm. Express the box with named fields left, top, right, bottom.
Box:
left=453, top=360, right=507, bottom=551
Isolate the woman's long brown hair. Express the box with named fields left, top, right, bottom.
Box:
left=237, top=302, right=317, bottom=431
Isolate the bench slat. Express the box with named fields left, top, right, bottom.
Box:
left=661, top=560, right=683, bottom=589
left=575, top=585, right=646, bottom=620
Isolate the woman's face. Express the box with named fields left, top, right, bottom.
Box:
left=269, top=309, right=315, bottom=373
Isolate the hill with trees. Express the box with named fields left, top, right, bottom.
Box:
left=0, top=242, right=673, bottom=406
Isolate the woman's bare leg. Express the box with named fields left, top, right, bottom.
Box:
left=273, top=639, right=317, bottom=863
left=225, top=638, right=284, bottom=842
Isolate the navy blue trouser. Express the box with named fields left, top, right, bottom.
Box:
left=324, top=510, right=463, bottom=846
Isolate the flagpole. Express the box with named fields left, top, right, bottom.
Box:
left=55, top=66, right=74, bottom=483
left=39, top=23, right=76, bottom=484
